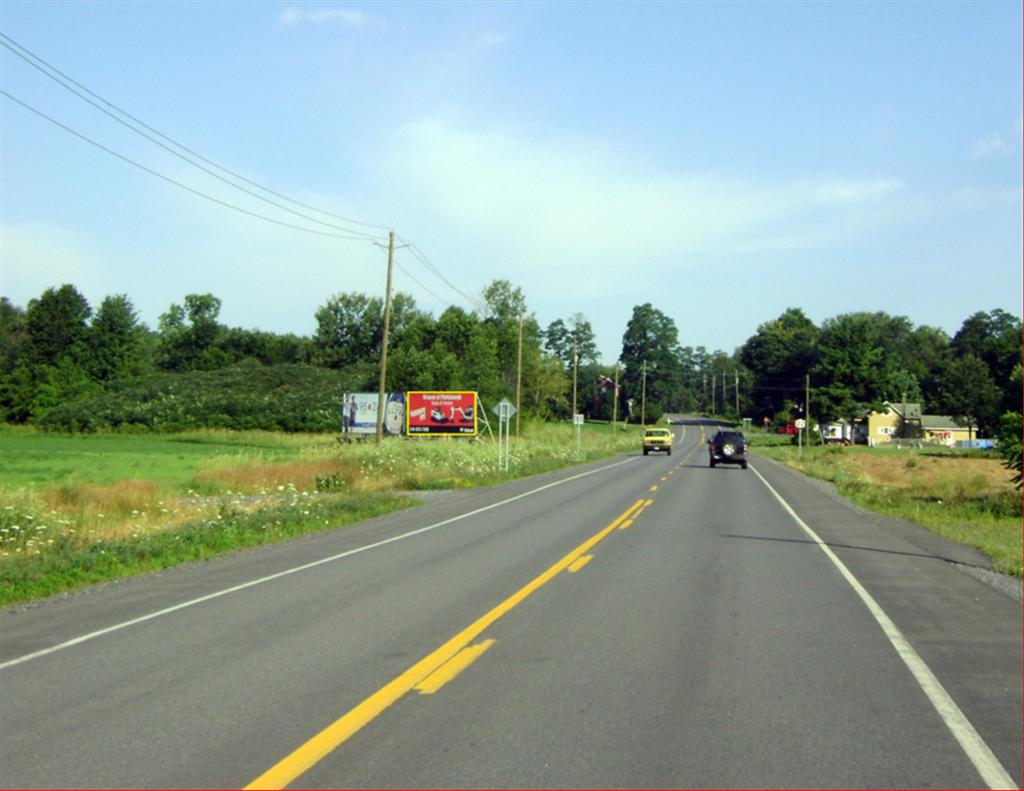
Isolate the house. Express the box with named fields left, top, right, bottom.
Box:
left=859, top=401, right=922, bottom=446
left=856, top=401, right=977, bottom=446
left=921, top=414, right=979, bottom=446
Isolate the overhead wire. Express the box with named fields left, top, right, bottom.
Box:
left=0, top=35, right=384, bottom=242
left=400, top=238, right=486, bottom=312
left=1, top=34, right=484, bottom=311
left=0, top=33, right=390, bottom=235
left=0, top=90, right=377, bottom=241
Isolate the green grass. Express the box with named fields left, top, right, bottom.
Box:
left=0, top=427, right=314, bottom=491
left=754, top=442, right=1022, bottom=577
left=0, top=422, right=643, bottom=605
left=0, top=491, right=414, bottom=604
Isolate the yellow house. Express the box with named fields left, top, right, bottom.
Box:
left=921, top=414, right=978, bottom=446
left=861, top=401, right=976, bottom=446
left=862, top=402, right=920, bottom=446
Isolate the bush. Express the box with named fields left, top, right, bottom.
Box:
left=39, top=363, right=376, bottom=433
left=996, top=411, right=1022, bottom=489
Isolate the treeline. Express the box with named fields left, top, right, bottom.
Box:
left=734, top=307, right=1021, bottom=438
left=0, top=280, right=678, bottom=428
left=0, top=283, right=1019, bottom=445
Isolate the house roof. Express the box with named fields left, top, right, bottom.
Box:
left=883, top=401, right=922, bottom=419
left=921, top=414, right=976, bottom=430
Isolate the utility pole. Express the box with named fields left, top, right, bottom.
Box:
left=375, top=230, right=395, bottom=446
left=702, top=373, right=708, bottom=413
left=515, top=313, right=523, bottom=437
left=735, top=371, right=740, bottom=420
left=805, top=374, right=811, bottom=446
left=711, top=372, right=716, bottom=416
left=572, top=338, right=578, bottom=419
left=641, top=359, right=647, bottom=427
left=612, top=363, right=619, bottom=429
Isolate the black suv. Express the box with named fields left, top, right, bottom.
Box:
left=708, top=430, right=748, bottom=469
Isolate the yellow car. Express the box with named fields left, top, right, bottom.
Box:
left=643, top=428, right=673, bottom=456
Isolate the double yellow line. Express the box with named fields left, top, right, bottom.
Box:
left=246, top=497, right=649, bottom=790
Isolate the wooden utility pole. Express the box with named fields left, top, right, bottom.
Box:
left=735, top=371, right=740, bottom=419
left=375, top=230, right=395, bottom=445
left=711, top=372, right=716, bottom=416
left=641, top=359, right=647, bottom=427
left=612, top=363, right=619, bottom=429
left=515, top=314, right=523, bottom=436
left=805, top=374, right=811, bottom=444
left=572, top=338, right=578, bottom=419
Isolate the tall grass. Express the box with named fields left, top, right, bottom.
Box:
left=0, top=422, right=642, bottom=605
left=755, top=443, right=1022, bottom=576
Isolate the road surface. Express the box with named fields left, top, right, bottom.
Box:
left=1, top=421, right=1020, bottom=788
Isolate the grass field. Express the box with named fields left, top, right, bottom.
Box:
left=0, top=422, right=641, bottom=605
left=752, top=437, right=1022, bottom=577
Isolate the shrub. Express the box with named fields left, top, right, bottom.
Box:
left=39, top=364, right=375, bottom=433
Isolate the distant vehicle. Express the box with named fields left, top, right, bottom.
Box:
left=643, top=428, right=673, bottom=456
left=776, top=422, right=798, bottom=435
left=820, top=421, right=852, bottom=445
left=708, top=430, right=748, bottom=469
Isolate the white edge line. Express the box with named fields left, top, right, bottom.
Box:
left=1, top=456, right=637, bottom=671
left=749, top=463, right=1018, bottom=791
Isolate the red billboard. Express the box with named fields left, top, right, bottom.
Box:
left=406, top=391, right=478, bottom=436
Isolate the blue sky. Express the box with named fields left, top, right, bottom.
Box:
left=1, top=1, right=1021, bottom=362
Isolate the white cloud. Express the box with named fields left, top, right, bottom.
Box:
left=954, top=186, right=1024, bottom=211
left=382, top=119, right=906, bottom=297
left=279, top=6, right=386, bottom=30
left=971, top=133, right=1013, bottom=159
left=971, top=118, right=1021, bottom=159
left=812, top=178, right=903, bottom=205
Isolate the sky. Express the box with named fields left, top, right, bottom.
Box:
left=1, top=1, right=1021, bottom=362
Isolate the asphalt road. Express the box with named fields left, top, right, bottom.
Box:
left=1, top=422, right=1020, bottom=789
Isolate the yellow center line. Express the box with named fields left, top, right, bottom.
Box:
left=649, top=485, right=658, bottom=492
left=245, top=498, right=647, bottom=791
left=567, top=554, right=594, bottom=573
left=414, top=640, right=495, bottom=695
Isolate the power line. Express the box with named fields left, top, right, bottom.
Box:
left=0, top=89, right=378, bottom=242
left=400, top=238, right=486, bottom=312
left=0, top=33, right=390, bottom=235
left=2, top=34, right=482, bottom=311
left=394, top=259, right=453, bottom=307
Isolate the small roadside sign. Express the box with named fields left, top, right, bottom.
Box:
left=494, top=398, right=517, bottom=418
left=573, top=414, right=584, bottom=426
left=795, top=418, right=807, bottom=429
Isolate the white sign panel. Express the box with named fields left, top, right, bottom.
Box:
left=342, top=392, right=406, bottom=435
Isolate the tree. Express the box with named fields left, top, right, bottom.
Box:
left=620, top=303, right=684, bottom=423
left=952, top=309, right=1022, bottom=416
left=739, top=307, right=818, bottom=421
left=527, top=354, right=570, bottom=420
left=89, top=295, right=146, bottom=381
left=938, top=354, right=1001, bottom=439
left=811, top=312, right=921, bottom=422
left=24, top=284, right=91, bottom=369
left=995, top=364, right=1022, bottom=489
left=481, top=279, right=527, bottom=323
left=156, top=293, right=225, bottom=371
left=0, top=297, right=27, bottom=376
left=545, top=314, right=599, bottom=370
left=312, top=292, right=381, bottom=369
